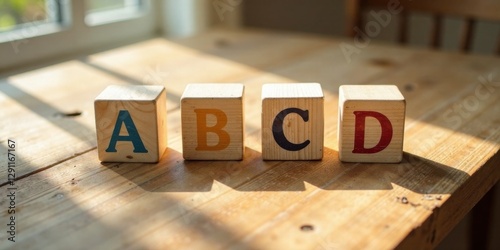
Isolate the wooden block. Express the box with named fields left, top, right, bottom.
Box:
left=262, top=83, right=324, bottom=160
left=94, top=85, right=167, bottom=163
left=338, top=85, right=406, bottom=163
left=181, top=83, right=244, bottom=160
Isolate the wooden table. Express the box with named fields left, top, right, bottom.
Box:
left=0, top=29, right=499, bottom=249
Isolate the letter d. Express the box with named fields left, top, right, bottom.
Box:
left=352, top=111, right=393, bottom=153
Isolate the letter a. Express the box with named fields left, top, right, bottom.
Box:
left=106, top=110, right=148, bottom=153
left=352, top=111, right=393, bottom=153
left=195, top=109, right=230, bottom=151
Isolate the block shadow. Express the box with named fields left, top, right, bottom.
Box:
left=103, top=148, right=212, bottom=193
left=105, top=147, right=469, bottom=195
left=0, top=144, right=256, bottom=249
left=215, top=148, right=470, bottom=194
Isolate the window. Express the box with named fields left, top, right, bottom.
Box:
left=0, top=0, right=58, bottom=31
left=0, top=0, right=64, bottom=43
left=0, top=0, right=217, bottom=72
left=0, top=0, right=156, bottom=72
left=85, top=0, right=145, bottom=26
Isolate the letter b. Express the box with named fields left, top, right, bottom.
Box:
left=194, top=109, right=230, bottom=151
left=181, top=84, right=244, bottom=160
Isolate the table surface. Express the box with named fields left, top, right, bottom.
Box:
left=0, top=28, right=499, bottom=249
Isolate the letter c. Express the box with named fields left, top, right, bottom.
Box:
left=272, top=108, right=310, bottom=151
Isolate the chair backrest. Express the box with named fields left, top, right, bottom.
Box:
left=346, top=0, right=500, bottom=54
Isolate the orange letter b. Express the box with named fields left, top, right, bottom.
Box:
left=194, top=109, right=230, bottom=151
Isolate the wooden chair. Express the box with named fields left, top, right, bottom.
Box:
left=346, top=0, right=500, bottom=54
left=346, top=1, right=500, bottom=248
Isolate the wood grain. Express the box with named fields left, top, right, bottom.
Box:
left=0, top=29, right=498, bottom=249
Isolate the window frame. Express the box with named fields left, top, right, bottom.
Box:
left=0, top=0, right=158, bottom=72
left=85, top=0, right=145, bottom=26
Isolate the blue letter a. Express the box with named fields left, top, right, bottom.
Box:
left=106, top=110, right=148, bottom=153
